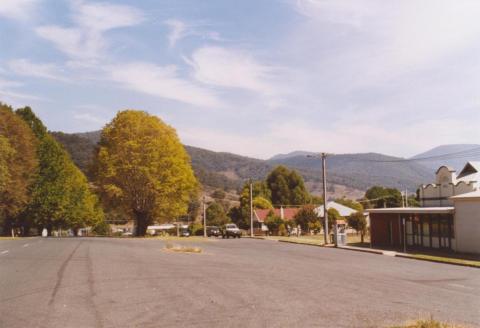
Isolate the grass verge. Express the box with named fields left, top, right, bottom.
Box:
left=405, top=254, right=480, bottom=268
left=390, top=318, right=466, bottom=328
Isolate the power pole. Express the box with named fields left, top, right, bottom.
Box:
left=250, top=181, right=254, bottom=237
left=321, top=153, right=331, bottom=245
left=203, top=196, right=207, bottom=238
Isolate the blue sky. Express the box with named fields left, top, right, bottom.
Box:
left=1, top=0, right=479, bottom=159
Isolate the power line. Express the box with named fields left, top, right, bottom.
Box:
left=347, top=147, right=480, bottom=163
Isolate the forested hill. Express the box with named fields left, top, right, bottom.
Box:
left=52, top=131, right=434, bottom=194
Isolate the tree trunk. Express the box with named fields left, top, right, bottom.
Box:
left=361, top=232, right=364, bottom=243
left=134, top=211, right=150, bottom=237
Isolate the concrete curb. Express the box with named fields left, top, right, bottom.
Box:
left=273, top=239, right=480, bottom=269
left=394, top=253, right=480, bottom=269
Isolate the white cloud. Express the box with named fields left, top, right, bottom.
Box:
left=0, top=0, right=39, bottom=21
left=8, top=59, right=69, bottom=81
left=108, top=62, right=222, bottom=108
left=164, top=19, right=187, bottom=48
left=188, top=46, right=285, bottom=108
left=164, top=19, right=224, bottom=48
left=36, top=1, right=144, bottom=60
left=73, top=112, right=106, bottom=125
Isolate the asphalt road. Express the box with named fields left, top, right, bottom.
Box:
left=0, top=237, right=479, bottom=328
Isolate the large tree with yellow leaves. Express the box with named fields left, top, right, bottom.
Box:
left=94, top=110, right=198, bottom=236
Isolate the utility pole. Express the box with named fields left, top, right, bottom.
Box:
left=203, top=196, right=207, bottom=238
left=321, top=153, right=333, bottom=245
left=250, top=181, right=254, bottom=237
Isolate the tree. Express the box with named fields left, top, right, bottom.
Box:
left=364, top=186, right=402, bottom=208
left=253, top=196, right=273, bottom=210
left=235, top=181, right=271, bottom=229
left=17, top=108, right=103, bottom=235
left=264, top=211, right=284, bottom=235
left=206, top=202, right=230, bottom=226
left=211, top=189, right=226, bottom=200
left=335, top=198, right=363, bottom=212
left=0, top=136, right=14, bottom=193
left=294, top=204, right=318, bottom=232
left=346, top=211, right=368, bottom=243
left=0, top=104, right=38, bottom=234
left=93, top=110, right=198, bottom=236
left=322, top=208, right=340, bottom=234
left=266, top=166, right=310, bottom=205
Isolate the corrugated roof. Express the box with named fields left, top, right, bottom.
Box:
left=315, top=201, right=358, bottom=217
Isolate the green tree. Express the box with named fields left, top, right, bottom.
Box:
left=322, top=208, right=340, bottom=233
left=235, top=181, right=271, bottom=229
left=266, top=166, right=310, bottom=205
left=335, top=198, right=364, bottom=212
left=264, top=211, right=284, bottom=235
left=294, top=204, right=319, bottom=232
left=364, top=186, right=402, bottom=208
left=93, top=110, right=198, bottom=236
left=346, top=211, right=368, bottom=243
left=17, top=108, right=103, bottom=235
left=0, top=104, right=38, bottom=234
left=253, top=196, right=273, bottom=210
left=206, top=202, right=230, bottom=227
left=211, top=189, right=226, bottom=200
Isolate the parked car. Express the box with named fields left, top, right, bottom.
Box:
left=180, top=229, right=190, bottom=237
left=206, top=226, right=221, bottom=237
left=222, top=223, right=242, bottom=238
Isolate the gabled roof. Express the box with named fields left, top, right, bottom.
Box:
left=457, top=161, right=480, bottom=178
left=315, top=201, right=358, bottom=217
left=254, top=208, right=299, bottom=223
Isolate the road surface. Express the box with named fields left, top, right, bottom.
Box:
left=1, top=237, right=479, bottom=327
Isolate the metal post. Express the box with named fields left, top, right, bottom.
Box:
left=203, top=196, right=207, bottom=238
left=322, top=153, right=329, bottom=245
left=250, top=181, right=254, bottom=237
left=402, top=217, right=407, bottom=253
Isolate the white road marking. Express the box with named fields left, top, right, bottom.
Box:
left=449, top=283, right=468, bottom=289
left=23, top=243, right=29, bottom=247
left=1, top=250, right=9, bottom=255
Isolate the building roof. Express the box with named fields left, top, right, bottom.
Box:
left=450, top=190, right=480, bottom=200
left=315, top=201, right=358, bottom=217
left=457, top=161, right=480, bottom=181
left=254, top=208, right=299, bottom=223
left=367, top=207, right=454, bottom=214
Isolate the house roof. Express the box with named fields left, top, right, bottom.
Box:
left=254, top=208, right=300, bottom=223
left=450, top=190, right=480, bottom=200
left=367, top=207, right=454, bottom=214
left=315, top=201, right=358, bottom=217
left=457, top=161, right=480, bottom=181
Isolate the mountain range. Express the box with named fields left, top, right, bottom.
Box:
left=50, top=130, right=478, bottom=199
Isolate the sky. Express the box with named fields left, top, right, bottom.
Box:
left=0, top=0, right=479, bottom=159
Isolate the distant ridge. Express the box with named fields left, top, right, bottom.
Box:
left=410, top=144, right=480, bottom=171
left=51, top=131, right=437, bottom=197
left=269, top=151, right=316, bottom=161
